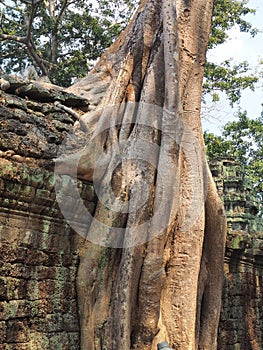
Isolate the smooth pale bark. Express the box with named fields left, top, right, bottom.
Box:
left=65, top=0, right=227, bottom=349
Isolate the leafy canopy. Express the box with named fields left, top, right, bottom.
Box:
left=0, top=0, right=137, bottom=86
left=209, top=0, right=258, bottom=49
left=0, top=0, right=260, bottom=92
left=1, top=0, right=262, bottom=212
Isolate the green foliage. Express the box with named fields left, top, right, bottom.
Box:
left=0, top=1, right=28, bottom=73
left=204, top=111, right=263, bottom=208
left=0, top=0, right=137, bottom=86
left=204, top=132, right=234, bottom=159
left=209, top=0, right=258, bottom=49
left=203, top=0, right=260, bottom=107
left=203, top=60, right=258, bottom=106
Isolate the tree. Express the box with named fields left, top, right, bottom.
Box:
left=0, top=0, right=260, bottom=93
left=204, top=110, right=263, bottom=213
left=0, top=0, right=137, bottom=86
left=55, top=0, right=226, bottom=348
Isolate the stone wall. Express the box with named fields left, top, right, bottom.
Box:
left=0, top=76, right=95, bottom=349
left=210, top=159, right=263, bottom=350
left=219, top=254, right=263, bottom=350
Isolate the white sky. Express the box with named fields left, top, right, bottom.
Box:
left=202, top=0, right=263, bottom=135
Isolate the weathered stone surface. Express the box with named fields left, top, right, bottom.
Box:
left=1, top=75, right=90, bottom=108
left=211, top=159, right=263, bottom=350
left=6, top=319, right=29, bottom=343
left=0, top=78, right=95, bottom=349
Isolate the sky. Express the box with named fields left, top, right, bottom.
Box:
left=202, top=0, right=263, bottom=135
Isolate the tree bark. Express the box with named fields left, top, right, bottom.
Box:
left=64, top=0, right=227, bottom=349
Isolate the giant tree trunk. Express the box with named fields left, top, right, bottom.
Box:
left=60, top=0, right=227, bottom=349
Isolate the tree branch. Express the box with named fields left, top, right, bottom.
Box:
left=48, top=0, right=69, bottom=64
left=57, top=0, right=68, bottom=24
left=24, top=0, right=52, bottom=76
left=0, top=0, right=52, bottom=77
left=27, top=40, right=50, bottom=75
left=0, top=33, right=27, bottom=44
left=25, top=0, right=42, bottom=42
left=42, top=0, right=49, bottom=13
left=54, top=101, right=89, bottom=131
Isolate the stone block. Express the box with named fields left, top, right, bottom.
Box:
left=63, top=314, right=79, bottom=332
left=0, top=245, right=27, bottom=263
left=48, top=332, right=70, bottom=349
left=27, top=332, right=49, bottom=349
left=37, top=280, right=56, bottom=299
left=24, top=249, right=50, bottom=266
left=0, top=226, right=23, bottom=244
left=62, top=282, right=76, bottom=299
left=0, top=279, right=7, bottom=301
left=46, top=314, right=64, bottom=332
left=36, top=266, right=57, bottom=280
left=67, top=333, right=80, bottom=350
left=29, top=314, right=63, bottom=333
left=6, top=278, right=27, bottom=300
left=6, top=319, right=29, bottom=343
left=0, top=300, right=35, bottom=320
left=0, top=321, right=6, bottom=341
